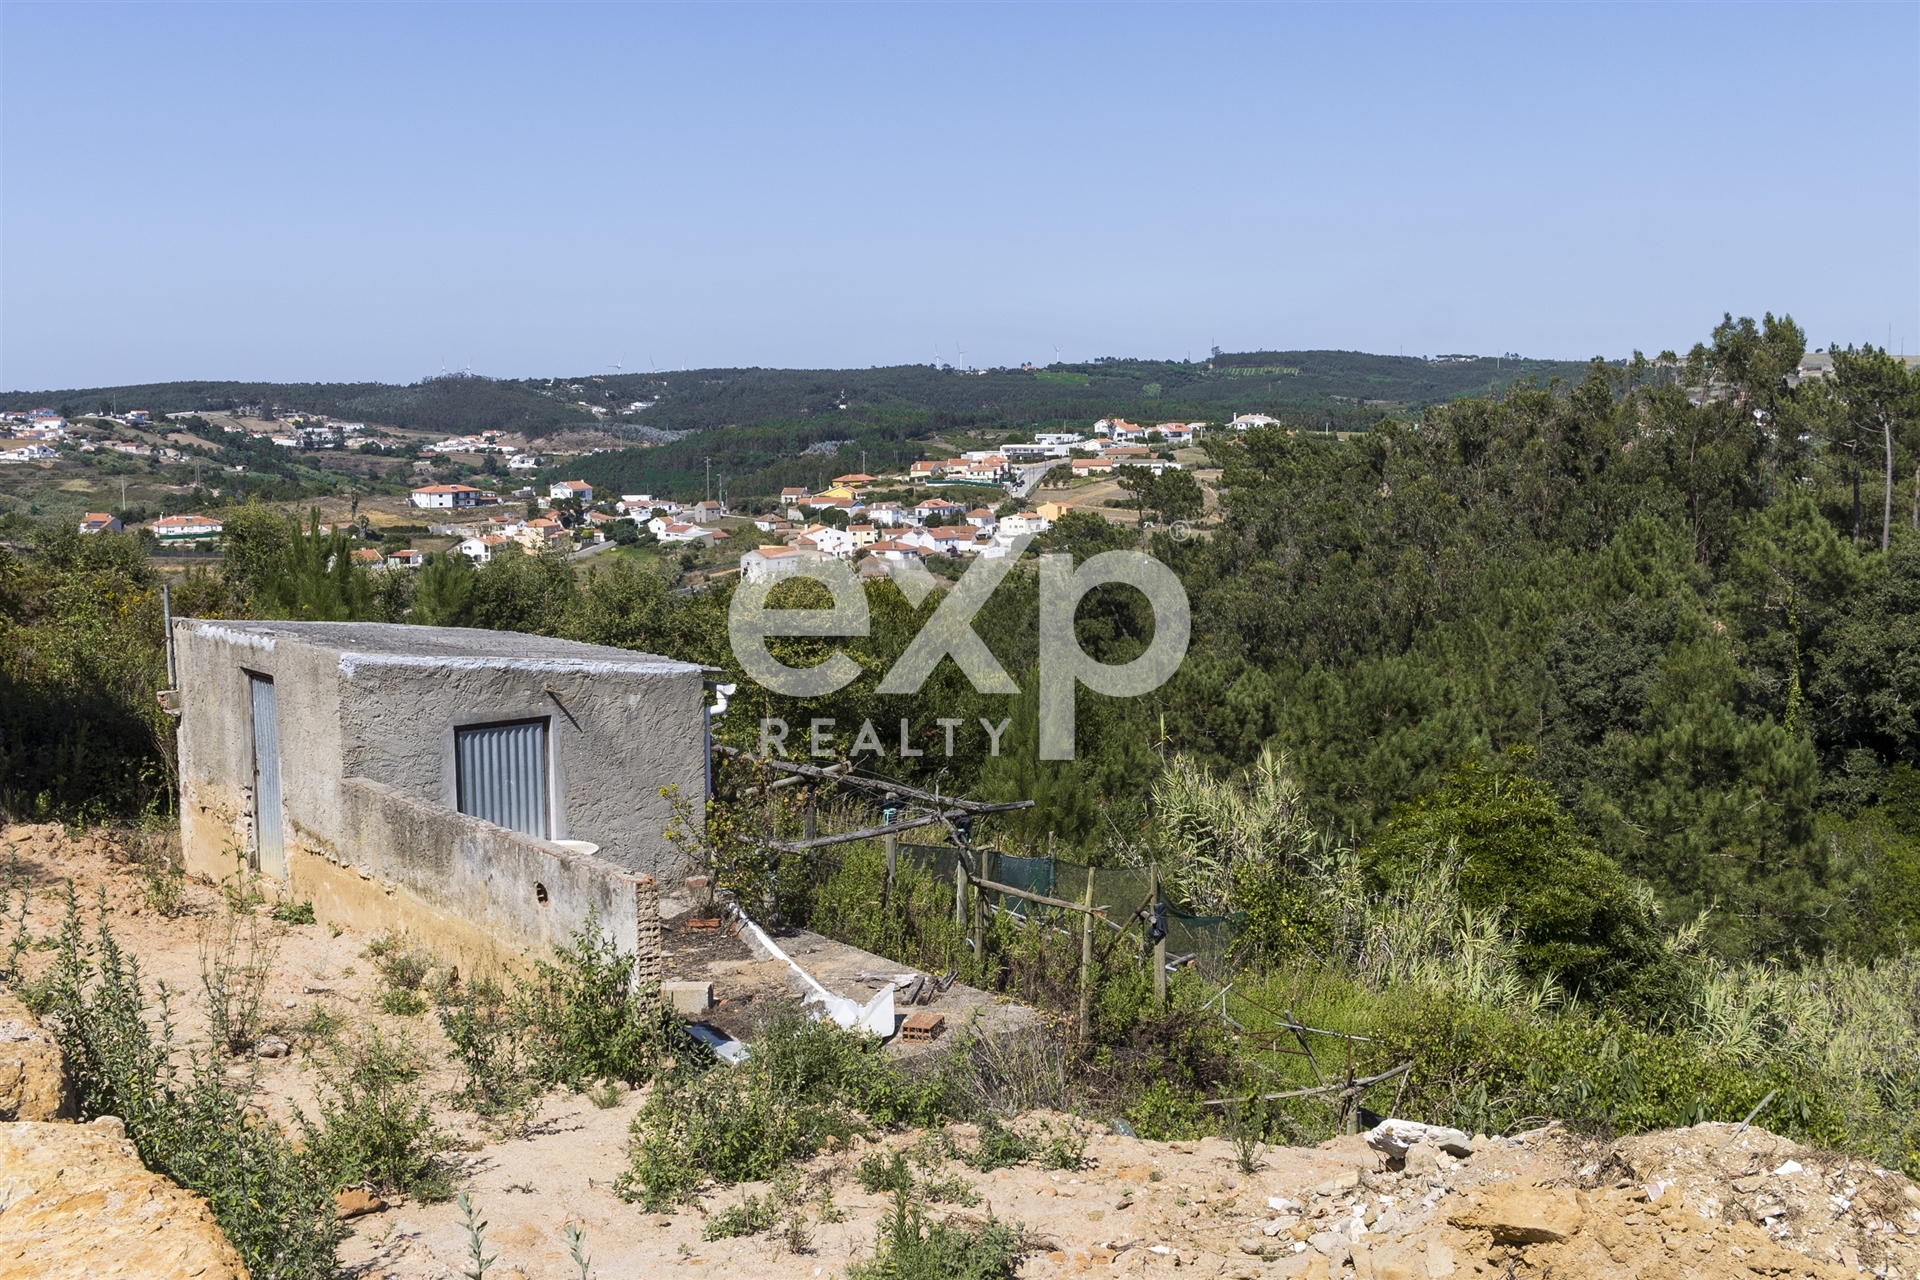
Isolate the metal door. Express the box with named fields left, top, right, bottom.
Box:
left=455, top=719, right=549, bottom=839
left=248, top=674, right=285, bottom=879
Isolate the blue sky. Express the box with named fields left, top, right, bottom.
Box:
left=2, top=2, right=1915, bottom=389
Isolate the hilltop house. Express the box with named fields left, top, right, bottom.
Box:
left=411, top=484, right=485, bottom=510
left=151, top=514, right=225, bottom=544
left=78, top=513, right=122, bottom=535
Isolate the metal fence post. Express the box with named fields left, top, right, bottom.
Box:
left=1151, top=863, right=1167, bottom=1011
left=882, top=831, right=897, bottom=913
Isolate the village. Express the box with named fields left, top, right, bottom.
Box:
left=19, top=409, right=1294, bottom=580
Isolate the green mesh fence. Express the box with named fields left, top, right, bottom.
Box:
left=894, top=845, right=1243, bottom=973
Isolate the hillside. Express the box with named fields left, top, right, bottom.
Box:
left=1, top=350, right=1599, bottom=442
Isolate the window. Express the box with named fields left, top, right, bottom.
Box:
left=455, top=719, right=550, bottom=840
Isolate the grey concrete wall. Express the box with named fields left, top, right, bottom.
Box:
left=326, top=777, right=661, bottom=990
left=175, top=620, right=708, bottom=883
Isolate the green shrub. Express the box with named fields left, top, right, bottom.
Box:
left=28, top=885, right=342, bottom=1280
left=857, top=1151, right=915, bottom=1194
left=618, top=1010, right=954, bottom=1209
left=436, top=974, right=537, bottom=1120
left=846, top=1190, right=1025, bottom=1280
left=959, top=1117, right=1034, bottom=1172
left=269, top=899, right=316, bottom=925
left=516, top=907, right=687, bottom=1088
left=365, top=934, right=435, bottom=1017
left=701, top=1172, right=799, bottom=1241
left=299, top=1027, right=454, bottom=1201
left=1038, top=1119, right=1089, bottom=1171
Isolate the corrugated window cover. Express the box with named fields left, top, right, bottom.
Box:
left=456, top=719, right=549, bottom=839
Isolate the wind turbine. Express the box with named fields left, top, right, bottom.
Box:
left=611, top=356, right=627, bottom=375
left=956, top=341, right=967, bottom=372
left=1053, top=344, right=1061, bottom=366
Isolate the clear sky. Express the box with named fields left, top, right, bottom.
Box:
left=2, top=2, right=1916, bottom=390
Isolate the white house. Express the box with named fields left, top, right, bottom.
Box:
left=456, top=535, right=510, bottom=563
left=691, top=499, right=728, bottom=523
left=1230, top=414, right=1281, bottom=431
left=740, top=545, right=829, bottom=584
left=923, top=525, right=982, bottom=555
left=1034, top=432, right=1084, bottom=446
left=652, top=520, right=713, bottom=545
left=549, top=479, right=594, bottom=503
left=867, top=502, right=916, bottom=527
left=865, top=537, right=928, bottom=563
left=150, top=514, right=225, bottom=544
left=964, top=508, right=997, bottom=529
left=914, top=497, right=964, bottom=523
left=410, top=484, right=484, bottom=510
left=995, top=512, right=1051, bottom=539
left=508, top=455, right=540, bottom=471
left=793, top=525, right=855, bottom=558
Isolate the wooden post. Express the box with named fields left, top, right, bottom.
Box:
left=1078, top=865, right=1095, bottom=1048
left=1150, top=864, right=1167, bottom=1011
left=955, top=857, right=966, bottom=928
left=882, top=831, right=897, bottom=912
left=803, top=805, right=817, bottom=843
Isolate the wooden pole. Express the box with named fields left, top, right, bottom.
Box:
left=955, top=857, right=966, bottom=928
left=1078, top=865, right=1095, bottom=1048
left=1150, top=864, right=1166, bottom=1011
left=882, top=831, right=897, bottom=913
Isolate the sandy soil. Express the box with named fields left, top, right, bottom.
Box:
left=5, top=822, right=1917, bottom=1280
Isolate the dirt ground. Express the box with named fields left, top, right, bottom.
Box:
left=3, top=822, right=1917, bottom=1280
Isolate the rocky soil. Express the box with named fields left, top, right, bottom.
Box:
left=2, top=822, right=1917, bottom=1280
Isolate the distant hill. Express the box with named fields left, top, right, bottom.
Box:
left=1, top=349, right=1603, bottom=441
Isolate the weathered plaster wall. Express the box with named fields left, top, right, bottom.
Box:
left=308, top=778, right=661, bottom=988
left=174, top=619, right=692, bottom=983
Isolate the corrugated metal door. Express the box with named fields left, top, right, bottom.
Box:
left=455, top=719, right=549, bottom=839
left=249, top=674, right=286, bottom=879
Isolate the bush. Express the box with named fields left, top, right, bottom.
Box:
left=436, top=974, right=538, bottom=1120
left=618, top=1009, right=954, bottom=1209
left=857, top=1151, right=915, bottom=1195
left=846, top=1190, right=1026, bottom=1280
left=958, top=1117, right=1034, bottom=1172
left=299, top=1027, right=454, bottom=1201
left=27, top=886, right=343, bottom=1280
left=269, top=899, right=316, bottom=925
left=516, top=907, right=686, bottom=1088
left=365, top=934, right=436, bottom=1017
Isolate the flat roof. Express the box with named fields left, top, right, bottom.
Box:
left=182, top=619, right=703, bottom=677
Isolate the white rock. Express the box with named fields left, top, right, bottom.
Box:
left=1367, top=1118, right=1474, bottom=1158
left=1772, top=1160, right=1804, bottom=1177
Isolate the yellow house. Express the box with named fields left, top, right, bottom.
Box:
left=1035, top=501, right=1073, bottom=522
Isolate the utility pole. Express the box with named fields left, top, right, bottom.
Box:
left=1077, top=865, right=1095, bottom=1048
left=705, top=457, right=711, bottom=503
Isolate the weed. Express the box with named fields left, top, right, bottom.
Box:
left=816, top=1183, right=847, bottom=1223
left=270, top=899, right=316, bottom=925
left=618, top=1009, right=936, bottom=1209
left=1038, top=1119, right=1090, bottom=1172
left=701, top=1170, right=800, bottom=1240
left=300, top=1027, right=454, bottom=1201
left=142, top=856, right=186, bottom=918
left=1220, top=1094, right=1265, bottom=1175
left=587, top=1078, right=625, bottom=1109
left=437, top=975, right=537, bottom=1121
left=563, top=1222, right=593, bottom=1280
left=517, top=907, right=686, bottom=1089
left=366, top=934, right=435, bottom=1017
left=30, top=884, right=342, bottom=1280
left=200, top=909, right=275, bottom=1055
left=960, top=1116, right=1034, bottom=1172
left=846, top=1190, right=1026, bottom=1280
left=921, top=1173, right=981, bottom=1206
left=222, top=873, right=267, bottom=915
left=458, top=1193, right=495, bottom=1280
left=857, top=1151, right=915, bottom=1195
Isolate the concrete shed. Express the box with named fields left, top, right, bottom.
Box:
left=174, top=620, right=707, bottom=979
